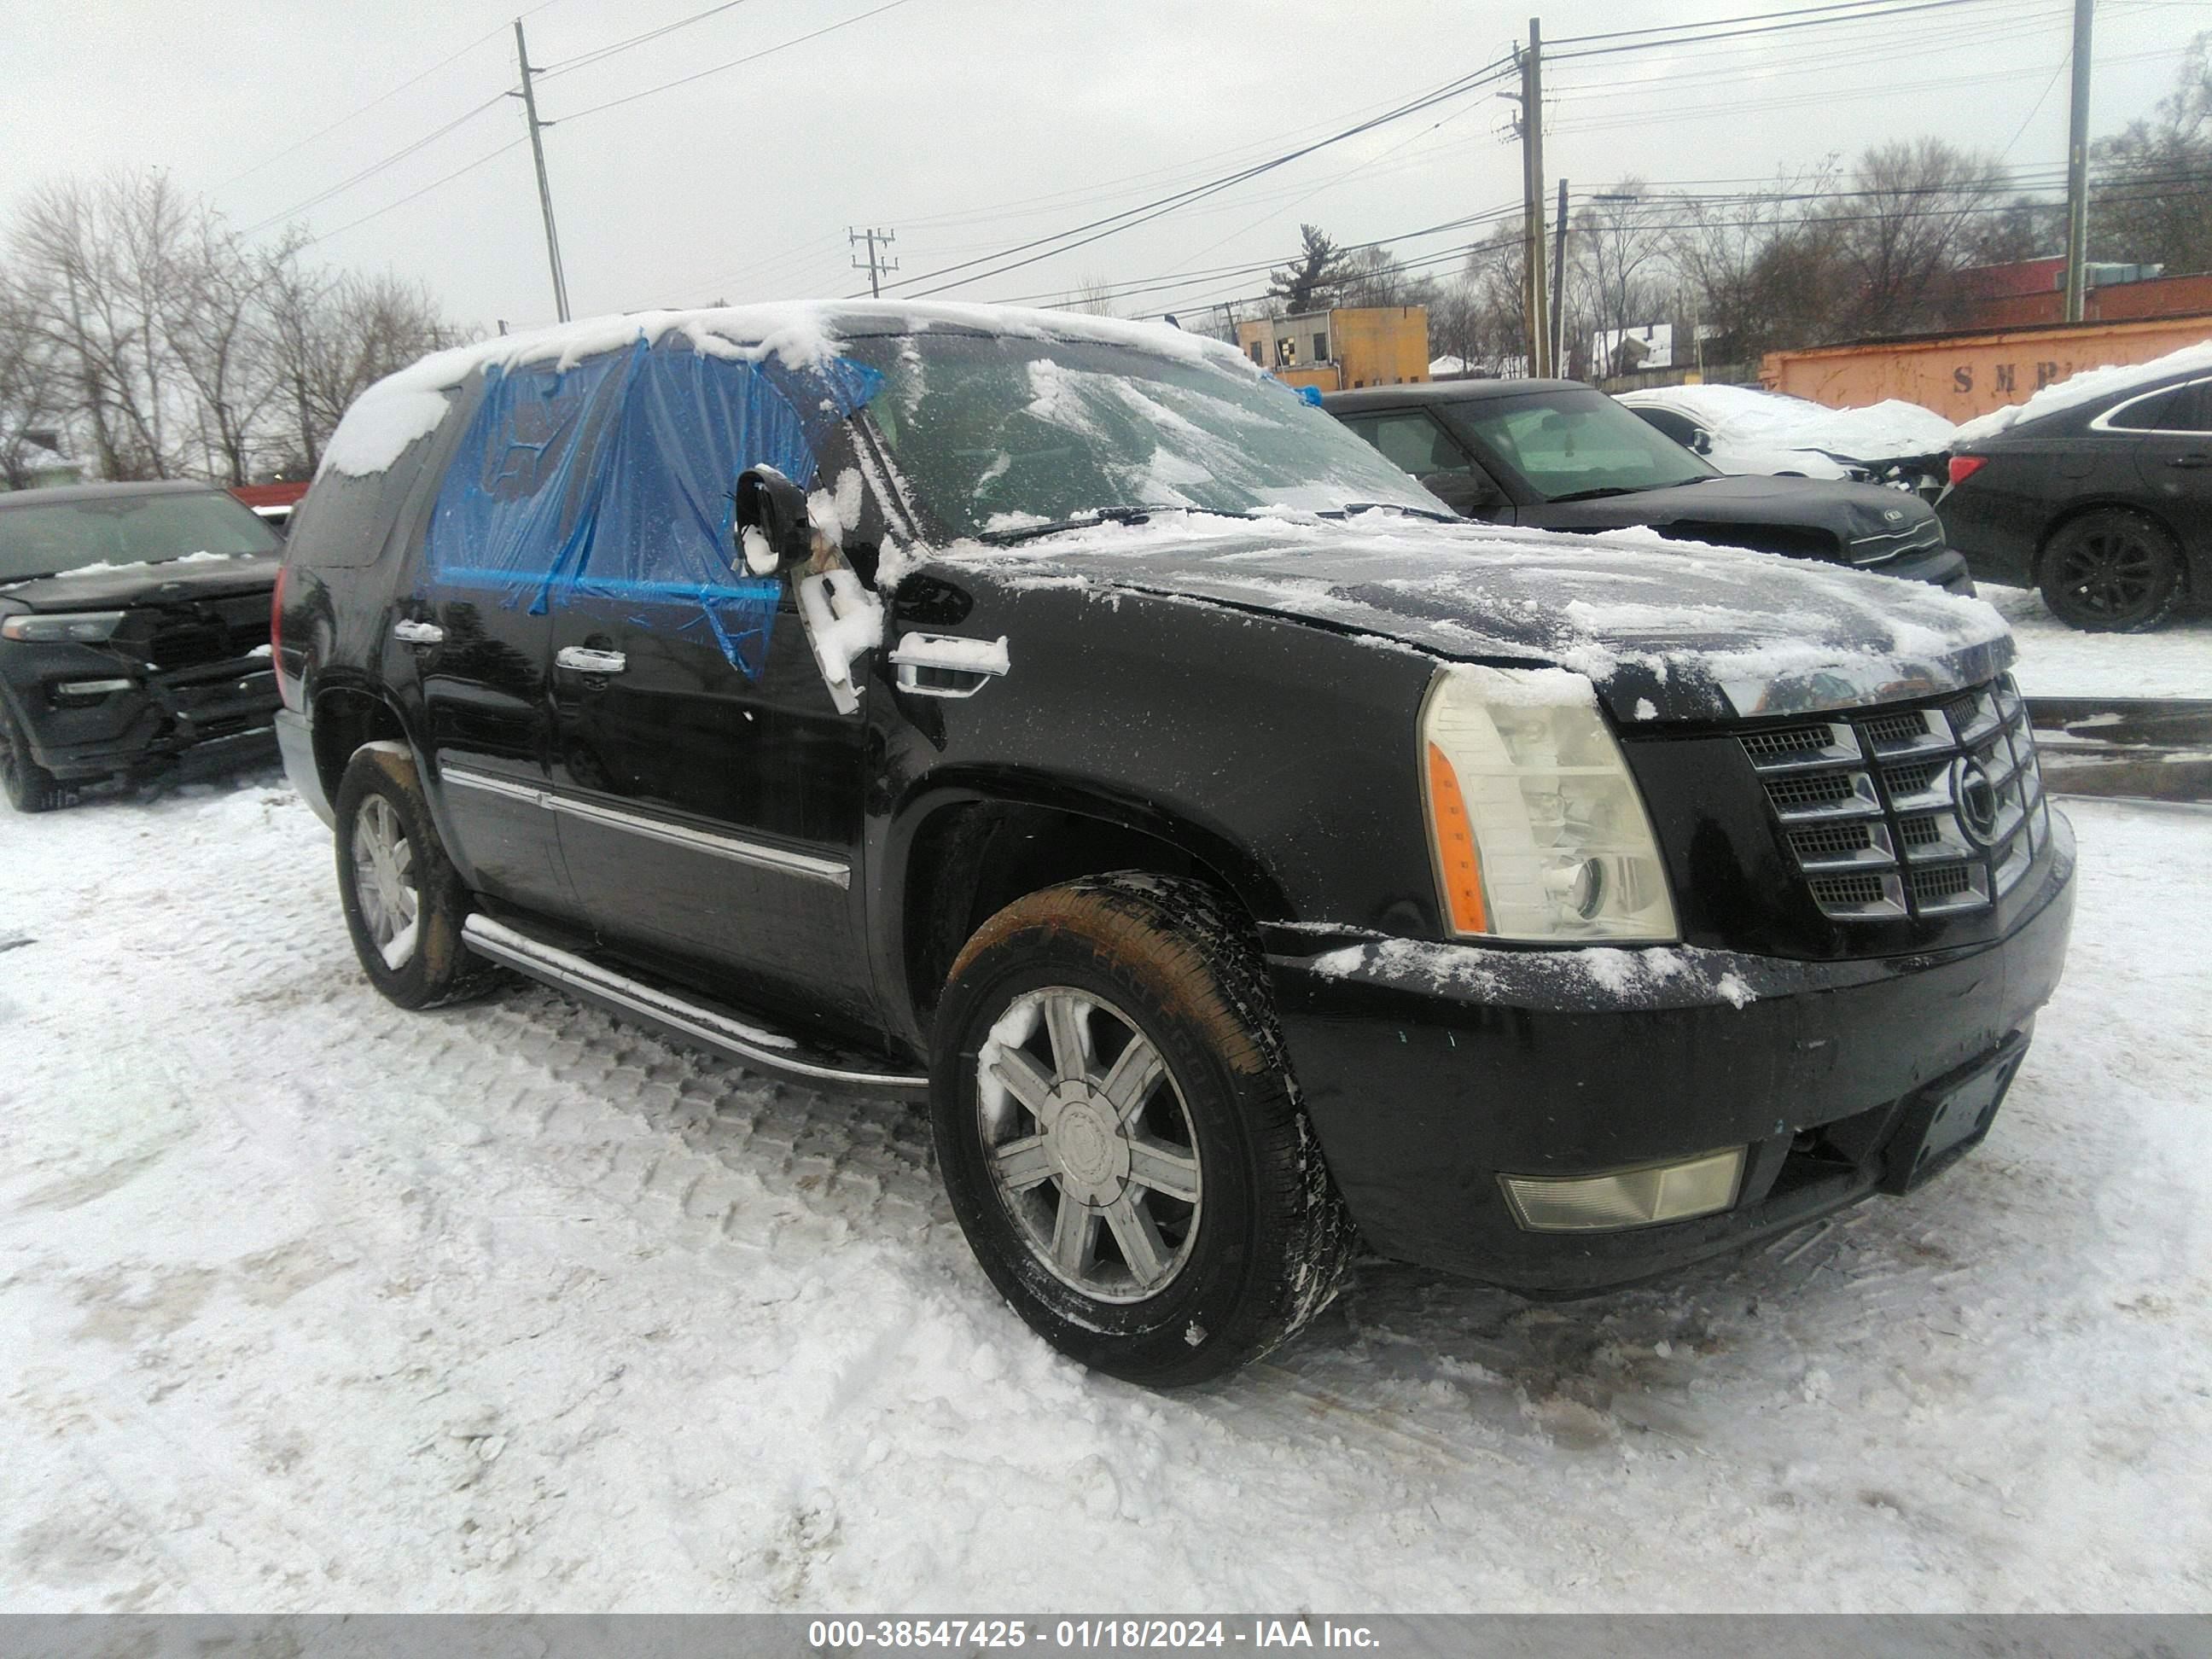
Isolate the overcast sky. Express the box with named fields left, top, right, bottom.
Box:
left=8, top=0, right=2199, bottom=335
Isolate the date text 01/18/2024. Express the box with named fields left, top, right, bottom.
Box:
left=806, top=1619, right=1382, bottom=1650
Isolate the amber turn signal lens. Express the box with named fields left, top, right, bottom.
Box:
left=1424, top=741, right=1488, bottom=934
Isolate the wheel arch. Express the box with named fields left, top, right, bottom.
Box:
left=882, top=770, right=1291, bottom=1046
left=309, top=686, right=416, bottom=810
left=2034, top=497, right=2194, bottom=595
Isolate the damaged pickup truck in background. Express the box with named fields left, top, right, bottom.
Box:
left=274, top=303, right=2075, bottom=1387
left=0, top=480, right=283, bottom=812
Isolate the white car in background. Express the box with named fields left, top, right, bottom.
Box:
left=1618, top=383, right=1956, bottom=496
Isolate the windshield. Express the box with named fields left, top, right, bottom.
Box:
left=1441, top=387, right=1714, bottom=502
left=841, top=330, right=1441, bottom=540
left=0, top=491, right=280, bottom=583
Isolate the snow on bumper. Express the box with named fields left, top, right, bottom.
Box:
left=1265, top=812, right=2077, bottom=1291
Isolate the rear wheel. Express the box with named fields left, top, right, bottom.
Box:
left=931, top=873, right=1353, bottom=1387
left=334, top=742, right=499, bottom=1009
left=0, top=701, right=70, bottom=813
left=2040, top=509, right=2184, bottom=632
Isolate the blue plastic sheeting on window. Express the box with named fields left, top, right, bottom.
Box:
left=424, top=335, right=883, bottom=679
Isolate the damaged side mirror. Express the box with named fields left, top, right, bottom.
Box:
left=734, top=465, right=812, bottom=575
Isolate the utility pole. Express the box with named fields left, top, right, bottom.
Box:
left=850, top=227, right=898, bottom=298
left=1550, top=176, right=1569, bottom=378
left=1515, top=19, right=1551, bottom=379
left=511, top=19, right=571, bottom=323
left=2062, top=0, right=2094, bottom=323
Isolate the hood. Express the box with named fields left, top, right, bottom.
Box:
left=943, top=513, right=2011, bottom=725
left=0, top=551, right=280, bottom=613
left=1545, top=474, right=1937, bottom=546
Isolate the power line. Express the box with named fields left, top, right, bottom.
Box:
left=556, top=0, right=931, bottom=123
left=209, top=18, right=516, bottom=195
left=1551, top=0, right=2023, bottom=61
left=538, top=0, right=764, bottom=78
left=1551, top=0, right=1992, bottom=47
left=880, top=55, right=1520, bottom=300
left=302, top=139, right=529, bottom=247
left=236, top=93, right=507, bottom=237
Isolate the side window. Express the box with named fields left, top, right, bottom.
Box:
left=1633, top=407, right=1699, bottom=448
left=425, top=340, right=882, bottom=678
left=2163, top=380, right=2212, bottom=434
left=289, top=422, right=449, bottom=570
left=2102, top=387, right=2180, bottom=432
left=1349, top=410, right=1471, bottom=478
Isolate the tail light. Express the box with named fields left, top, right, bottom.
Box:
left=271, top=563, right=296, bottom=711
left=1947, top=454, right=1988, bottom=487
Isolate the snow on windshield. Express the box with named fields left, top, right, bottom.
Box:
left=1953, top=337, right=2212, bottom=445
left=851, top=330, right=1437, bottom=539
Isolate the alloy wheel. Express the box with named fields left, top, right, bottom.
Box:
left=976, top=986, right=1203, bottom=1304
left=2056, top=527, right=2161, bottom=620
left=351, top=794, right=421, bottom=970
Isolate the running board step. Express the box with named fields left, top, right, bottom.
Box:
left=461, top=913, right=929, bottom=1096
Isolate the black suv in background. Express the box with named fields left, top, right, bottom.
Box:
left=1327, top=380, right=1973, bottom=592
left=0, top=480, right=283, bottom=812
left=1942, top=360, right=2211, bottom=631
left=278, top=304, right=2073, bottom=1386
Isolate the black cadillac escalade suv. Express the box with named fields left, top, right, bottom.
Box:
left=1, top=481, right=283, bottom=812
left=276, top=304, right=2075, bottom=1387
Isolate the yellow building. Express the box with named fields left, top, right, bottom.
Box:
left=1235, top=306, right=1430, bottom=393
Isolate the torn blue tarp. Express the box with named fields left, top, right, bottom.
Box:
left=424, top=334, right=883, bottom=678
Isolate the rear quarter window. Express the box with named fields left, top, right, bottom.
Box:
left=286, top=421, right=451, bottom=570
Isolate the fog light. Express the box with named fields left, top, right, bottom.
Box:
left=1500, top=1147, right=1745, bottom=1233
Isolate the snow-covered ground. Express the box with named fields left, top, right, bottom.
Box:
left=3, top=765, right=2209, bottom=1613
left=1984, top=584, right=2212, bottom=700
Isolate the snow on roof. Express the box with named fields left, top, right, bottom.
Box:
left=1429, top=354, right=1467, bottom=375
left=1620, top=383, right=1955, bottom=457
left=318, top=301, right=1254, bottom=480
left=1952, top=336, right=2212, bottom=446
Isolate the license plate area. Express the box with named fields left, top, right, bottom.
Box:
left=1879, top=1033, right=2029, bottom=1195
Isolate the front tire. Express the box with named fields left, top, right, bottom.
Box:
left=2040, top=509, right=2184, bottom=632
left=0, top=701, right=73, bottom=813
left=931, top=873, right=1353, bottom=1387
left=334, top=742, right=498, bottom=1010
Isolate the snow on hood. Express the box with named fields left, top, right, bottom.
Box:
left=1621, top=384, right=1955, bottom=460
left=318, top=301, right=1253, bottom=480
left=1952, top=337, right=2212, bottom=446
left=940, top=510, right=2013, bottom=725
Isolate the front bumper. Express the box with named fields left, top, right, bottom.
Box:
left=1266, top=811, right=2075, bottom=1293
left=4, top=641, right=279, bottom=780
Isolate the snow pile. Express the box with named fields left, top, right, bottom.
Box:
left=1430, top=355, right=1468, bottom=375
left=1982, top=584, right=2212, bottom=698
left=1953, top=337, right=2212, bottom=445
left=1623, top=384, right=1955, bottom=460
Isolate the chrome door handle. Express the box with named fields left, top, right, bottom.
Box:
left=555, top=645, right=627, bottom=675
left=393, top=620, right=444, bottom=645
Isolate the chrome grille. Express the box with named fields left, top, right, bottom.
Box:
left=1739, top=674, right=2049, bottom=922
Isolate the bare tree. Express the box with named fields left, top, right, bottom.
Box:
left=2093, top=32, right=2212, bottom=272
left=162, top=218, right=301, bottom=485
left=0, top=265, right=72, bottom=490
left=1571, top=181, right=1678, bottom=370
left=1672, top=162, right=1841, bottom=363
left=1821, top=139, right=2011, bottom=337
left=13, top=171, right=200, bottom=479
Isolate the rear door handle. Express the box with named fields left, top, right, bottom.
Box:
left=2168, top=453, right=2211, bottom=469
left=555, top=645, right=627, bottom=675
left=393, top=620, right=444, bottom=645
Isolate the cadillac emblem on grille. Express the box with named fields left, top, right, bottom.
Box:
left=1953, top=757, right=2000, bottom=847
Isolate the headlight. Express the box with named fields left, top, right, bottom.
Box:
left=1420, top=664, right=1678, bottom=943
left=1, top=610, right=126, bottom=643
